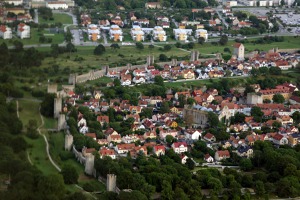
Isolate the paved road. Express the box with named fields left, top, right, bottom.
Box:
left=102, top=32, right=108, bottom=44
left=34, top=9, right=38, bottom=23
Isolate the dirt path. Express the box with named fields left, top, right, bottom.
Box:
left=38, top=108, right=61, bottom=172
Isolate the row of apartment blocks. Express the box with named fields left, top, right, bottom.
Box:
left=0, top=23, right=30, bottom=39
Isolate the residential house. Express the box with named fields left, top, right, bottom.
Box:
left=87, top=24, right=100, bottom=41
left=203, top=133, right=216, bottom=142
left=107, top=132, right=122, bottom=143
left=195, top=29, right=208, bottom=41
left=129, top=106, right=142, bottom=114
left=236, top=145, right=253, bottom=158
left=97, top=115, right=109, bottom=126
left=272, top=133, right=288, bottom=145
left=288, top=133, right=300, bottom=146
left=215, top=150, right=230, bottom=161
left=180, top=154, right=188, bottom=164
left=122, top=134, right=139, bottom=143
left=0, top=25, right=12, bottom=39
left=130, top=146, right=147, bottom=157
left=159, top=129, right=178, bottom=140
left=144, top=131, right=157, bottom=139
left=181, top=69, right=195, bottom=79
left=172, top=142, right=188, bottom=154
left=17, top=23, right=30, bottom=39
left=174, top=91, right=191, bottom=100
left=145, top=2, right=161, bottom=9
left=204, top=154, right=214, bottom=163
left=109, top=25, right=123, bottom=41
left=275, top=60, right=292, bottom=70
left=97, top=139, right=108, bottom=145
left=85, top=133, right=97, bottom=141
left=120, top=74, right=132, bottom=86
left=46, top=1, right=68, bottom=9
left=184, top=129, right=202, bottom=140
left=276, top=115, right=293, bottom=125
left=130, top=25, right=145, bottom=41
left=173, top=29, right=193, bottom=41
left=153, top=145, right=166, bottom=156
left=115, top=143, right=135, bottom=154
left=99, top=147, right=116, bottom=159
left=152, top=26, right=167, bottom=41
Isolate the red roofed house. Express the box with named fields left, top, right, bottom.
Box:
left=203, top=133, right=216, bottom=142
left=97, top=115, right=109, bottom=126
left=275, top=60, right=292, bottom=70
left=17, top=23, right=30, bottom=39
left=145, top=2, right=161, bottom=9
left=204, top=154, right=214, bottom=163
left=99, top=147, right=116, bottom=159
left=272, top=133, right=288, bottom=145
left=107, top=132, right=122, bottom=143
left=0, top=25, right=12, bottom=39
left=153, top=145, right=166, bottom=156
left=85, top=133, right=97, bottom=140
left=115, top=143, right=135, bottom=154
left=172, top=142, right=188, bottom=154
left=215, top=150, right=230, bottom=161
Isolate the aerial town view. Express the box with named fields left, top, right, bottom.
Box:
left=0, top=0, right=300, bottom=199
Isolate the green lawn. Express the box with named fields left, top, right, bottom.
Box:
left=0, top=28, right=64, bottom=46
left=18, top=100, right=42, bottom=129
left=44, top=117, right=57, bottom=129
left=39, top=13, right=73, bottom=24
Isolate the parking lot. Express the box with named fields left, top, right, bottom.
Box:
left=275, top=14, right=300, bottom=26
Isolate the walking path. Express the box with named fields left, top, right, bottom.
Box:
left=38, top=108, right=62, bottom=172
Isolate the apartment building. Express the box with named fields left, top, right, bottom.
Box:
left=109, top=25, right=123, bottom=42
left=152, top=26, right=167, bottom=41
left=130, top=25, right=144, bottom=42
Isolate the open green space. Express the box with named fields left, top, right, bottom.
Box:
left=0, top=28, right=64, bottom=46
left=18, top=99, right=42, bottom=128
left=39, top=13, right=73, bottom=25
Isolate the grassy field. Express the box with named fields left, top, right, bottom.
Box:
left=18, top=100, right=58, bottom=175
left=18, top=100, right=42, bottom=129
left=0, top=28, right=64, bottom=46
left=39, top=13, right=73, bottom=24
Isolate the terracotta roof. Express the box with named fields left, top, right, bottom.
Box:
left=173, top=142, right=187, bottom=148
left=216, top=150, right=230, bottom=157
left=233, top=43, right=242, bottom=48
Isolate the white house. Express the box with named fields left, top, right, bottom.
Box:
left=0, top=25, right=12, bottom=39
left=195, top=29, right=208, bottom=41
left=5, top=0, right=23, bottom=5
left=109, top=25, right=123, bottom=42
left=130, top=25, right=145, bottom=42
left=184, top=129, right=202, bottom=140
left=152, top=26, right=167, bottom=42
left=173, top=29, right=193, bottom=41
left=133, top=76, right=146, bottom=84
left=87, top=24, right=100, bottom=41
left=180, top=154, right=188, bottom=164
left=204, top=154, right=214, bottom=163
left=153, top=145, right=165, bottom=156
left=46, top=1, right=69, bottom=9
left=17, top=23, right=30, bottom=39
left=78, top=118, right=87, bottom=127
left=172, top=142, right=188, bottom=154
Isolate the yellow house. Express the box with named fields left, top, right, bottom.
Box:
left=182, top=70, right=195, bottom=79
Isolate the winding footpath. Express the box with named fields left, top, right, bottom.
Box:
left=38, top=108, right=61, bottom=172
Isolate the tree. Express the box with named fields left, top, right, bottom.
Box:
left=272, top=94, right=285, bottom=103
left=119, top=190, right=147, bottom=200
left=291, top=111, right=300, bottom=123
left=164, top=44, right=172, bottom=51
left=161, top=180, right=174, bottom=200
left=166, top=135, right=175, bottom=145
left=160, top=102, right=170, bottom=114
left=159, top=54, right=168, bottom=61
left=65, top=28, right=73, bottom=43
left=198, top=37, right=205, bottom=45
left=66, top=42, right=76, bottom=53
left=255, top=181, right=265, bottom=197
left=239, top=158, right=253, bottom=171
left=38, top=174, right=65, bottom=198
left=40, top=93, right=55, bottom=117
left=219, top=35, right=228, bottom=46
left=110, top=43, right=120, bottom=51
left=0, top=42, right=9, bottom=67
left=149, top=44, right=154, bottom=50
left=154, top=75, right=164, bottom=86
left=186, top=158, right=195, bottom=170
left=13, top=40, right=23, bottom=52
left=207, top=177, right=223, bottom=194
left=61, top=164, right=79, bottom=184
left=67, top=192, right=88, bottom=200
left=113, top=78, right=121, bottom=87
left=94, top=44, right=106, bottom=55
left=136, top=42, right=144, bottom=50
left=251, top=106, right=264, bottom=122
left=208, top=112, right=219, bottom=127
